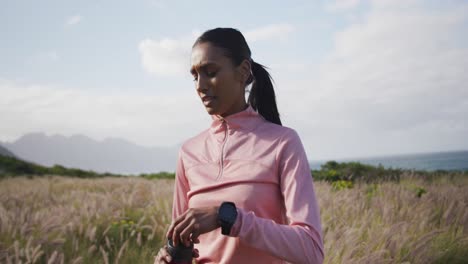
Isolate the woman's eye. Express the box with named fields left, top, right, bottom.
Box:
left=192, top=75, right=198, bottom=82
left=207, top=71, right=217, bottom=78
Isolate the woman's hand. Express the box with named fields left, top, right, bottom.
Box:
left=153, top=245, right=200, bottom=264
left=154, top=246, right=172, bottom=264
left=166, top=206, right=220, bottom=247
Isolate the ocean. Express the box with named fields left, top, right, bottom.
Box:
left=310, top=150, right=468, bottom=171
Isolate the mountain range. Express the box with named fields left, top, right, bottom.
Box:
left=3, top=133, right=467, bottom=175
left=0, top=132, right=179, bottom=175
left=0, top=145, right=16, bottom=158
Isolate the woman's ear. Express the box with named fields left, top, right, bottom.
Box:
left=237, top=59, right=251, bottom=84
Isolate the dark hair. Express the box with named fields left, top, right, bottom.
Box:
left=193, top=28, right=282, bottom=126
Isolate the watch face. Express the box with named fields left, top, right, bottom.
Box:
left=220, top=203, right=237, bottom=222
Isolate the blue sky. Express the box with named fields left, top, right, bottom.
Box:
left=1, top=0, right=340, bottom=92
left=1, top=0, right=468, bottom=160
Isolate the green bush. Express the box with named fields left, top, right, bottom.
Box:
left=331, top=180, right=353, bottom=191
left=414, top=186, right=427, bottom=198
left=0, top=154, right=121, bottom=178
left=139, top=172, right=175, bottom=180
left=312, top=161, right=401, bottom=183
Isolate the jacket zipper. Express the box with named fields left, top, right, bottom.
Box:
left=216, top=119, right=228, bottom=180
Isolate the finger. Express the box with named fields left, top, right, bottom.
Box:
left=192, top=248, right=200, bottom=258
left=164, top=247, right=172, bottom=263
left=190, top=226, right=201, bottom=245
left=154, top=256, right=167, bottom=264
left=179, top=219, right=197, bottom=247
left=155, top=249, right=161, bottom=260
left=156, top=246, right=171, bottom=264
left=154, top=251, right=165, bottom=264
left=166, top=223, right=173, bottom=239
left=166, top=213, right=187, bottom=238
left=166, top=214, right=184, bottom=238
left=172, top=216, right=192, bottom=247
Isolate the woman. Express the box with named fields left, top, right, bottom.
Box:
left=155, top=27, right=324, bottom=264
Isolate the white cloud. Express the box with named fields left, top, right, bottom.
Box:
left=3, top=2, right=467, bottom=160
left=138, top=33, right=197, bottom=76
left=244, top=23, right=295, bottom=42
left=317, top=1, right=468, bottom=128
left=65, top=15, right=82, bottom=26
left=124, top=4, right=468, bottom=158
left=138, top=24, right=295, bottom=76
left=0, top=79, right=209, bottom=147
left=275, top=0, right=468, bottom=159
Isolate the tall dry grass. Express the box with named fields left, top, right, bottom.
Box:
left=0, top=174, right=467, bottom=263
left=0, top=176, right=173, bottom=263
left=319, top=174, right=468, bottom=263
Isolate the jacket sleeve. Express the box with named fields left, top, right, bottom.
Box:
left=172, top=148, right=190, bottom=220
left=228, top=129, right=324, bottom=264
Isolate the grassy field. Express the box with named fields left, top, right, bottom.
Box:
left=0, top=174, right=467, bottom=264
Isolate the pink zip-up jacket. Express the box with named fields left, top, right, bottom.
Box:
left=172, top=104, right=324, bottom=264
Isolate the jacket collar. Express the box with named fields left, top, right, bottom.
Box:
left=209, top=104, right=263, bottom=137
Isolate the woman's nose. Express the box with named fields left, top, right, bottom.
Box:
left=196, top=75, right=208, bottom=92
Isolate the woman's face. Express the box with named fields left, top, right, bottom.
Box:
left=190, top=42, right=248, bottom=117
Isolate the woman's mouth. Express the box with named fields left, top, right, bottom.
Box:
left=202, top=96, right=216, bottom=106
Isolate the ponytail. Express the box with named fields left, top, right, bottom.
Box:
left=248, top=61, right=282, bottom=126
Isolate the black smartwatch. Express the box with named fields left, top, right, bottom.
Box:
left=217, top=201, right=237, bottom=235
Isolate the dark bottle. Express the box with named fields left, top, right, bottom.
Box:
left=166, top=238, right=193, bottom=264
